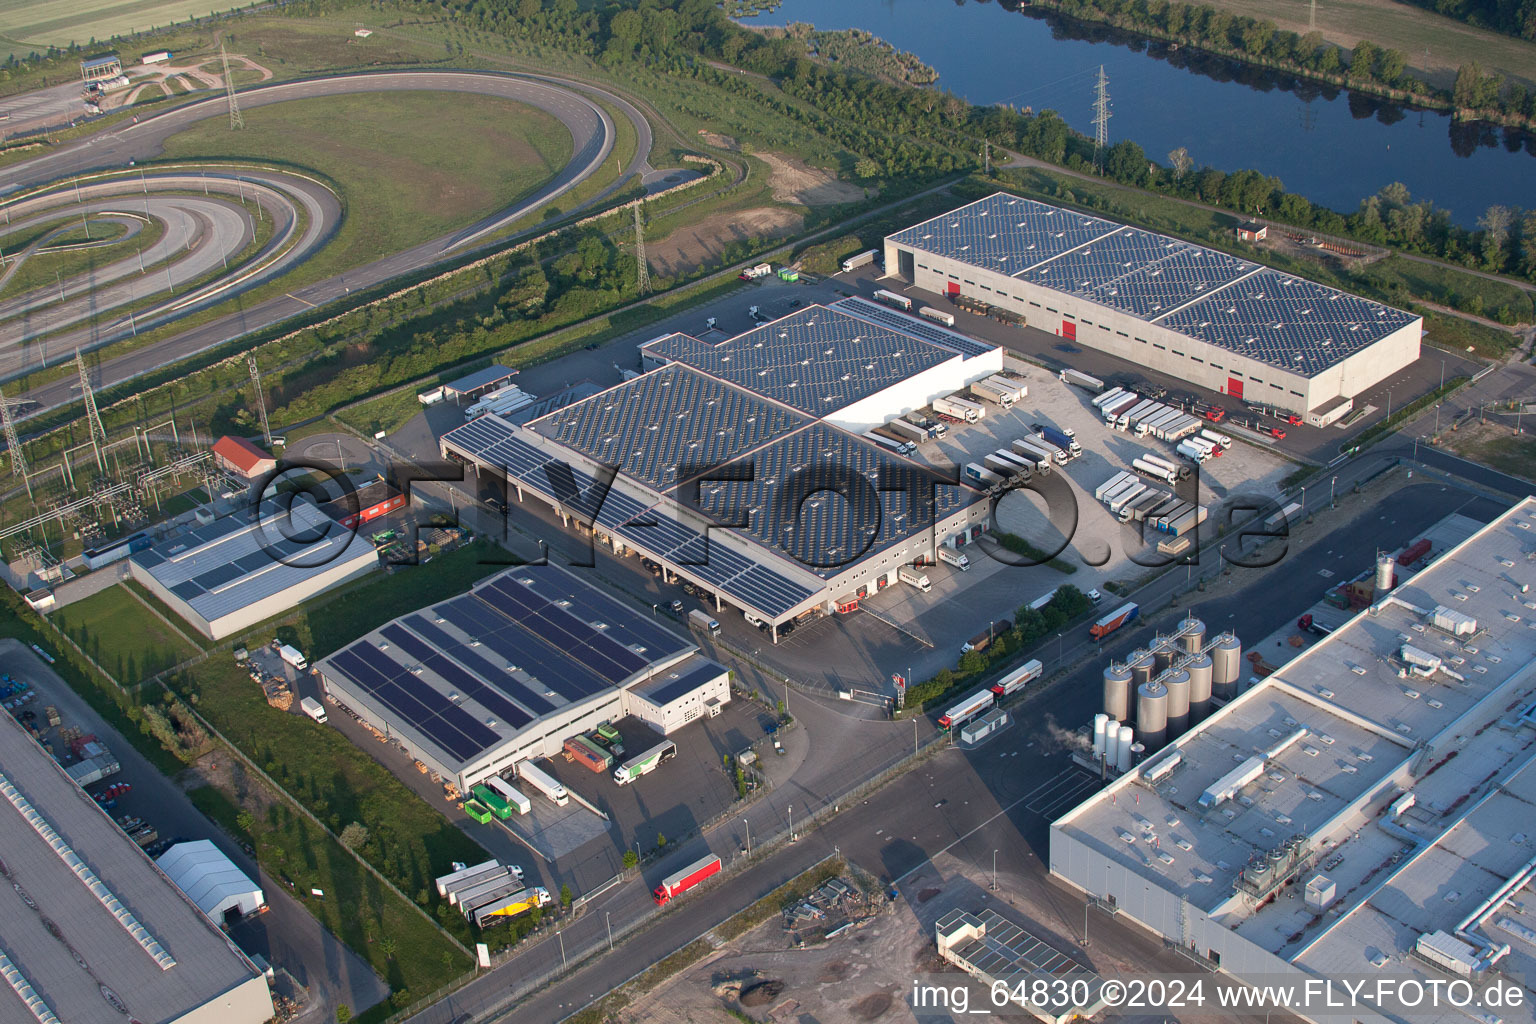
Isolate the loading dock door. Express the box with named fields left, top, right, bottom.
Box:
left=946, top=281, right=960, bottom=297
left=1226, top=376, right=1244, bottom=400
left=1061, top=320, right=1077, bottom=340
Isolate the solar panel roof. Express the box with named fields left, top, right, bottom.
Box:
left=830, top=296, right=997, bottom=359
left=1019, top=227, right=1260, bottom=320
left=528, top=364, right=807, bottom=491
left=891, top=193, right=1419, bottom=376
left=1154, top=267, right=1419, bottom=375
left=642, top=306, right=958, bottom=415
left=889, top=193, right=1118, bottom=273
left=686, top=422, right=978, bottom=579
left=629, top=657, right=725, bottom=707
left=131, top=500, right=376, bottom=626
left=445, top=363, right=515, bottom=394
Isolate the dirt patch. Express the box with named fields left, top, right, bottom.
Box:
left=916, top=887, right=941, bottom=903
left=849, top=991, right=894, bottom=1020
left=697, top=130, right=739, bottom=150
left=739, top=979, right=785, bottom=1007
left=757, top=152, right=868, bottom=206
left=818, top=960, right=851, bottom=983
left=647, top=206, right=803, bottom=277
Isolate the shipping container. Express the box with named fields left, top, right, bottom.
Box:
left=464, top=800, right=493, bottom=824
left=564, top=734, right=614, bottom=772
left=918, top=306, right=956, bottom=327
left=471, top=784, right=515, bottom=819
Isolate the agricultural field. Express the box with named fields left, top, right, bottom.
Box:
left=51, top=583, right=199, bottom=680
left=0, top=0, right=247, bottom=60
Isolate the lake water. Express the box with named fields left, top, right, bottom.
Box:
left=753, top=0, right=1535, bottom=225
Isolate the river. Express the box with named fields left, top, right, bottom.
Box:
left=751, top=0, right=1535, bottom=226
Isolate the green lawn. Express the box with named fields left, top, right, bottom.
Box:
left=158, top=90, right=574, bottom=282
left=0, top=0, right=247, bottom=49
left=0, top=215, right=166, bottom=301
left=52, top=583, right=199, bottom=680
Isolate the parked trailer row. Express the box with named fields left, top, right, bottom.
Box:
left=981, top=375, right=1027, bottom=402
left=1121, top=489, right=1172, bottom=522
left=1009, top=439, right=1054, bottom=473
left=470, top=886, right=552, bottom=928
left=1094, top=471, right=1136, bottom=502
left=985, top=450, right=1034, bottom=479
left=1141, top=453, right=1189, bottom=479
left=1092, top=386, right=1130, bottom=409
left=864, top=430, right=915, bottom=456
left=965, top=462, right=1006, bottom=487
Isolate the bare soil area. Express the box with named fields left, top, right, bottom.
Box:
left=757, top=151, right=868, bottom=206
left=1433, top=417, right=1536, bottom=482
left=647, top=206, right=804, bottom=276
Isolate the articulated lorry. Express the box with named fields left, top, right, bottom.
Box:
left=965, top=462, right=1006, bottom=487
left=653, top=854, right=722, bottom=906
left=517, top=760, right=569, bottom=806
left=614, top=740, right=678, bottom=785
left=932, top=395, right=984, bottom=423
left=1089, top=602, right=1139, bottom=640
left=1034, top=424, right=1082, bottom=458
left=1060, top=368, right=1103, bottom=392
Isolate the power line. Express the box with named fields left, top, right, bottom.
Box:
left=220, top=43, right=243, bottom=130
left=247, top=354, right=273, bottom=447
left=75, top=349, right=107, bottom=473
left=0, top=386, right=29, bottom=498
left=633, top=203, right=650, bottom=295
left=1091, top=65, right=1111, bottom=168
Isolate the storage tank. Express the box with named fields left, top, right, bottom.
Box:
left=1152, top=640, right=1174, bottom=676
left=1104, top=722, right=1119, bottom=766
left=1137, top=681, right=1168, bottom=751
left=1164, top=669, right=1191, bottom=738
left=1115, top=725, right=1133, bottom=772
left=1178, top=616, right=1206, bottom=654
left=1103, top=663, right=1134, bottom=722
left=1129, top=651, right=1154, bottom=689
left=1093, top=714, right=1108, bottom=758
left=1130, top=742, right=1146, bottom=767
left=1211, top=633, right=1243, bottom=700
left=1376, top=552, right=1396, bottom=593
left=1186, top=654, right=1214, bottom=723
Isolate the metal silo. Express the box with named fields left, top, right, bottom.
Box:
left=1130, top=742, right=1146, bottom=767
left=1093, top=714, right=1109, bottom=758
left=1129, top=650, right=1154, bottom=689
left=1178, top=617, right=1206, bottom=654
left=1152, top=639, right=1174, bottom=675
left=1164, top=669, right=1190, bottom=739
left=1186, top=654, right=1213, bottom=723
left=1103, top=663, right=1134, bottom=722
left=1104, top=721, right=1119, bottom=766
left=1211, top=633, right=1243, bottom=700
left=1115, top=725, right=1133, bottom=772
left=1376, top=553, right=1396, bottom=593
left=1136, top=681, right=1168, bottom=751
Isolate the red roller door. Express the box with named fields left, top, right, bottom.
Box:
left=1226, top=376, right=1244, bottom=400
left=1061, top=320, right=1077, bottom=340
left=946, top=281, right=960, bottom=297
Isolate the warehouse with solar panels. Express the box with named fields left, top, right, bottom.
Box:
left=440, top=303, right=1005, bottom=638
left=885, top=193, right=1421, bottom=424
left=315, top=563, right=729, bottom=791
left=129, top=499, right=379, bottom=640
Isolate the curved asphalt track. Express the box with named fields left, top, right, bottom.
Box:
left=0, top=70, right=653, bottom=416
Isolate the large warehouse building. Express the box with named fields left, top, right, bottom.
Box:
left=1050, top=497, right=1536, bottom=1024
left=129, top=498, right=378, bottom=640
left=316, top=563, right=730, bottom=792
left=886, top=193, right=1421, bottom=424
left=442, top=301, right=1004, bottom=637
left=0, top=711, right=273, bottom=1024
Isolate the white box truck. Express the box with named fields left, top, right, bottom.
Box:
left=279, top=644, right=308, bottom=671
left=898, top=566, right=932, bottom=592
left=938, top=547, right=970, bottom=571
left=301, top=697, right=328, bottom=723
left=688, top=609, right=721, bottom=637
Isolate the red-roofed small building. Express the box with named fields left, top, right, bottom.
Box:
left=212, top=436, right=276, bottom=480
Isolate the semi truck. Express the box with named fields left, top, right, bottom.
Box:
left=872, top=289, right=912, bottom=312
left=278, top=644, right=308, bottom=670
left=1089, top=602, right=1140, bottom=640
left=991, top=659, right=1043, bottom=697
left=1010, top=438, right=1058, bottom=469
left=980, top=375, right=1027, bottom=402
left=1028, top=434, right=1070, bottom=464
left=1199, top=429, right=1232, bottom=450
left=517, top=760, right=569, bottom=806
left=919, top=306, right=956, bottom=327
left=904, top=413, right=947, bottom=439
left=932, top=395, right=984, bottom=423
left=300, top=696, right=328, bottom=723
left=964, top=462, right=1006, bottom=487
left=1092, top=387, right=1129, bottom=409
left=969, top=379, right=1015, bottom=409
left=1176, top=440, right=1210, bottom=463
left=484, top=776, right=532, bottom=815
left=653, top=854, right=722, bottom=906
left=989, top=449, right=1036, bottom=477
left=688, top=609, right=721, bottom=637
left=864, top=429, right=915, bottom=456
left=841, top=249, right=879, bottom=273
left=443, top=862, right=508, bottom=903
left=1060, top=369, right=1103, bottom=392
left=470, top=886, right=552, bottom=928
left=938, top=689, right=995, bottom=729
left=435, top=859, right=501, bottom=897
left=614, top=740, right=678, bottom=785
left=938, top=547, right=970, bottom=571
left=885, top=418, right=928, bottom=444
left=564, top=734, right=614, bottom=772
left=1133, top=458, right=1180, bottom=484
left=983, top=453, right=1027, bottom=480
left=1034, top=424, right=1082, bottom=458
left=1141, top=453, right=1189, bottom=479
left=897, top=566, right=932, bottom=592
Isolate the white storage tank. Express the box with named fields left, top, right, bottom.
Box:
left=1211, top=633, right=1243, bottom=700
left=1104, top=721, right=1120, bottom=766
left=1376, top=553, right=1396, bottom=593
left=1093, top=714, right=1109, bottom=758
left=1115, top=725, right=1134, bottom=772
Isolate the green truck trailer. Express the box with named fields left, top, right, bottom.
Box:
left=471, top=784, right=514, bottom=819
left=463, top=799, right=493, bottom=824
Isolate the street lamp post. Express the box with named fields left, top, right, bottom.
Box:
left=606, top=911, right=613, bottom=952
left=912, top=716, right=918, bottom=756
left=1083, top=900, right=1091, bottom=946
left=1330, top=475, right=1337, bottom=508
left=992, top=850, right=998, bottom=891
left=789, top=804, right=794, bottom=840
left=1300, top=485, right=1306, bottom=511
left=743, top=817, right=751, bottom=856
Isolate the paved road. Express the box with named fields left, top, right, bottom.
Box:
left=3, top=69, right=652, bottom=415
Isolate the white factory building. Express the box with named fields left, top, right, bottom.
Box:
left=1050, top=496, right=1536, bottom=1024
left=886, top=193, right=1421, bottom=424
left=316, top=563, right=730, bottom=792
left=129, top=499, right=378, bottom=640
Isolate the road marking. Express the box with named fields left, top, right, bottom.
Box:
left=285, top=292, right=316, bottom=308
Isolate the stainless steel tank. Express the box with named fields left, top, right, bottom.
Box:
left=1164, top=669, right=1190, bottom=739
left=1186, top=654, right=1213, bottom=723
left=1376, top=553, right=1396, bottom=593
left=1152, top=640, right=1174, bottom=675
left=1178, top=616, right=1206, bottom=654
left=1211, top=633, right=1243, bottom=700
left=1093, top=714, right=1108, bottom=758
left=1104, top=663, right=1134, bottom=721
left=1136, top=681, right=1168, bottom=751
left=1129, top=650, right=1154, bottom=689
left=1115, top=725, right=1133, bottom=772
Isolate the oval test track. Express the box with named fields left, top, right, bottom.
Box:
left=1, top=70, right=652, bottom=417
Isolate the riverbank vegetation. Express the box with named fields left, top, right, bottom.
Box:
left=782, top=24, right=938, bottom=86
